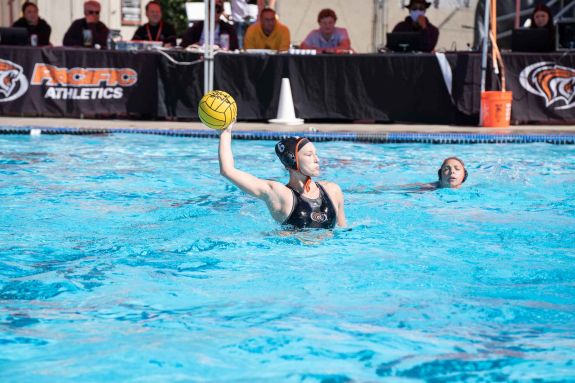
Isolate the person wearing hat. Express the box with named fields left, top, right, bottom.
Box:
left=371, top=157, right=468, bottom=193
left=392, top=0, right=439, bottom=52
left=434, top=157, right=468, bottom=189
left=218, top=124, right=347, bottom=229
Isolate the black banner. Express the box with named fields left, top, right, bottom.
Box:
left=288, top=54, right=455, bottom=123
left=1, top=46, right=574, bottom=124
left=0, top=46, right=157, bottom=118
left=166, top=53, right=456, bottom=123
left=504, top=53, right=575, bottom=124
left=448, top=52, right=575, bottom=124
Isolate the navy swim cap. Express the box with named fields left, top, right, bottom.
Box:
left=438, top=157, right=468, bottom=183
left=275, top=137, right=311, bottom=170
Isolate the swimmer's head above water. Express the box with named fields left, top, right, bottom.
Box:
left=275, top=137, right=319, bottom=191
left=275, top=137, right=310, bottom=170
left=437, top=157, right=467, bottom=188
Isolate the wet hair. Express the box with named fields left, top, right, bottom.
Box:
left=275, top=137, right=311, bottom=170
left=438, top=157, right=468, bottom=183
left=317, top=8, right=337, bottom=23
left=145, top=1, right=161, bottom=12
left=22, top=2, right=37, bottom=13
left=530, top=4, right=554, bottom=31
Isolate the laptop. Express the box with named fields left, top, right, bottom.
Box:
left=511, top=28, right=553, bottom=52
left=386, top=32, right=424, bottom=52
left=557, top=20, right=575, bottom=50
left=0, top=27, right=29, bottom=46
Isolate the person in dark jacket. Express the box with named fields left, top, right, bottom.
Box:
left=132, top=1, right=177, bottom=47
left=63, top=0, right=110, bottom=49
left=392, top=0, right=439, bottom=52
left=12, top=2, right=52, bottom=46
left=180, top=0, right=239, bottom=50
left=529, top=3, right=556, bottom=52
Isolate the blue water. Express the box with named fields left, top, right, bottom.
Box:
left=1, top=134, right=574, bottom=382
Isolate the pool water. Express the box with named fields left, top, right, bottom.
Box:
left=1, top=134, right=574, bottom=382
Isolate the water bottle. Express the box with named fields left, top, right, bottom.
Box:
left=30, top=34, right=38, bottom=47
left=220, top=33, right=229, bottom=50
left=106, top=32, right=113, bottom=50
left=82, top=29, right=93, bottom=47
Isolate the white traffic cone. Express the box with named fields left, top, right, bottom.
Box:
left=269, top=78, right=304, bottom=125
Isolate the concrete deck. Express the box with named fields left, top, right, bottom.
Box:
left=1, top=116, right=575, bottom=136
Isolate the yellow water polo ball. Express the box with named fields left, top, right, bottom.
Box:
left=198, top=90, right=237, bottom=130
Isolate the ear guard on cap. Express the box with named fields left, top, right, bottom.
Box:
left=438, top=168, right=468, bottom=183
left=275, top=137, right=310, bottom=170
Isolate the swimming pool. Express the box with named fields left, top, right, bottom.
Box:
left=1, top=133, right=574, bottom=382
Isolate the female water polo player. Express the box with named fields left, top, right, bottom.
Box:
left=436, top=157, right=468, bottom=189
left=218, top=125, right=346, bottom=229
left=393, top=157, right=468, bottom=192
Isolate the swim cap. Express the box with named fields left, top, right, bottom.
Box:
left=275, top=137, right=311, bottom=170
left=437, top=157, right=468, bottom=183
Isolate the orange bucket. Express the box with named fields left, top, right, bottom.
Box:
left=480, top=91, right=512, bottom=127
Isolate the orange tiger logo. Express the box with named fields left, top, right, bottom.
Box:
left=0, top=59, right=28, bottom=102
left=520, top=62, right=575, bottom=110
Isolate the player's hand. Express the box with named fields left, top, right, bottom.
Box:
left=222, top=121, right=235, bottom=133
left=417, top=15, right=427, bottom=29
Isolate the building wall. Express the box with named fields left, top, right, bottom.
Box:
left=0, top=0, right=22, bottom=26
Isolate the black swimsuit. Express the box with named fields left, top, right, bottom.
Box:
left=282, top=183, right=337, bottom=229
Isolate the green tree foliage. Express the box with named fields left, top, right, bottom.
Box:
left=159, top=0, right=190, bottom=37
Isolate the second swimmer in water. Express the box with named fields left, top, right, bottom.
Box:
left=413, top=156, right=468, bottom=191
left=218, top=124, right=347, bottom=229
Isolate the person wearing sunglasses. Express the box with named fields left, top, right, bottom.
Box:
left=391, top=0, right=439, bottom=52
left=63, top=0, right=110, bottom=49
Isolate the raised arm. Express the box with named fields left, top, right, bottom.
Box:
left=218, top=126, right=275, bottom=200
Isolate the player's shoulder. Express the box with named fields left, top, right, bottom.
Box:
left=318, top=180, right=343, bottom=194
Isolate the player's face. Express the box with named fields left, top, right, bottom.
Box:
left=319, top=16, right=336, bottom=36
left=147, top=4, right=162, bottom=25
left=439, top=159, right=465, bottom=188
left=297, top=143, right=320, bottom=177
left=534, top=11, right=549, bottom=28
left=24, top=5, right=39, bottom=25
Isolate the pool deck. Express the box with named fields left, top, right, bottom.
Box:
left=1, top=116, right=575, bottom=136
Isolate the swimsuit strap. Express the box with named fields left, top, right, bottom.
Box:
left=316, top=182, right=336, bottom=213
